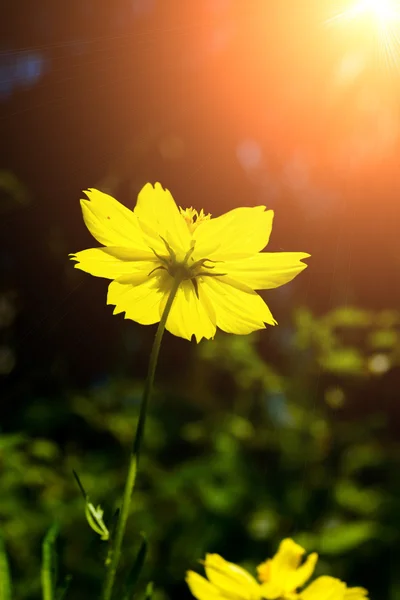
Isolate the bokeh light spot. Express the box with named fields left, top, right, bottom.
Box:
left=325, top=386, right=346, bottom=408
left=236, top=139, right=263, bottom=170
left=368, top=353, right=391, bottom=374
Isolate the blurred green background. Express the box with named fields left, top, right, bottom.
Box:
left=1, top=1, right=400, bottom=598
left=2, top=305, right=400, bottom=598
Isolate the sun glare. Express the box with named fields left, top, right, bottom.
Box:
left=327, top=0, right=400, bottom=69
left=359, top=0, right=400, bottom=24
left=329, top=0, right=400, bottom=24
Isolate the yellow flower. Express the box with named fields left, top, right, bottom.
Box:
left=186, top=553, right=262, bottom=600
left=257, top=538, right=318, bottom=599
left=70, top=183, right=309, bottom=342
left=300, top=576, right=369, bottom=600
left=186, top=538, right=317, bottom=600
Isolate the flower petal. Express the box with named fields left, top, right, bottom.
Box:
left=192, top=206, right=274, bottom=261
left=286, top=551, right=318, bottom=592
left=258, top=581, right=283, bottom=600
left=204, top=554, right=260, bottom=600
left=200, top=276, right=276, bottom=335
left=301, top=576, right=346, bottom=600
left=70, top=247, right=156, bottom=279
left=107, top=272, right=169, bottom=325
left=269, top=539, right=313, bottom=589
left=186, top=571, right=223, bottom=600
left=80, top=189, right=148, bottom=248
left=224, top=252, right=310, bottom=290
left=258, top=539, right=316, bottom=597
left=165, top=280, right=216, bottom=342
left=134, top=182, right=191, bottom=256
left=257, top=538, right=318, bottom=600
left=269, top=538, right=304, bottom=571
left=344, top=588, right=369, bottom=599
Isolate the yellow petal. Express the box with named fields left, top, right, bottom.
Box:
left=258, top=539, right=316, bottom=596
left=204, top=554, right=261, bottom=600
left=224, top=252, right=310, bottom=290
left=256, top=559, right=271, bottom=583
left=301, top=576, right=346, bottom=600
left=134, top=182, right=191, bottom=256
left=107, top=272, right=169, bottom=325
left=186, top=571, right=223, bottom=600
left=165, top=280, right=216, bottom=342
left=286, top=552, right=318, bottom=592
left=258, top=581, right=284, bottom=600
left=344, top=588, right=369, bottom=599
left=192, top=206, right=274, bottom=261
left=80, top=189, right=148, bottom=248
left=258, top=562, right=296, bottom=599
left=269, top=538, right=305, bottom=572
left=200, top=276, right=276, bottom=335
left=70, top=247, right=156, bottom=279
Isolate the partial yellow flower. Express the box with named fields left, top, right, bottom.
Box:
left=186, top=539, right=316, bottom=600
left=300, top=576, right=369, bottom=600
left=186, top=540, right=369, bottom=600
left=70, top=183, right=310, bottom=342
left=186, top=553, right=262, bottom=600
left=257, top=538, right=318, bottom=599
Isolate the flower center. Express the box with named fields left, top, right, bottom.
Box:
left=179, top=206, right=211, bottom=233
left=149, top=236, right=226, bottom=297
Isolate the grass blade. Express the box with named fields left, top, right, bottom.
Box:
left=41, top=524, right=59, bottom=600
left=144, top=582, right=153, bottom=600
left=122, top=534, right=148, bottom=600
left=0, top=533, right=12, bottom=600
left=55, top=574, right=72, bottom=600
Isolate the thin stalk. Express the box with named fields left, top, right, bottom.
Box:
left=0, top=533, right=12, bottom=600
left=41, top=524, right=59, bottom=600
left=101, top=277, right=181, bottom=600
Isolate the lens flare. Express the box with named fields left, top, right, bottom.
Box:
left=356, top=0, right=398, bottom=21
left=327, top=0, right=400, bottom=69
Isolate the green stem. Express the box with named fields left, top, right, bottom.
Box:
left=101, top=276, right=181, bottom=600
left=0, top=533, right=12, bottom=600
left=41, top=524, right=59, bottom=600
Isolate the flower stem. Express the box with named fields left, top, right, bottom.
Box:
left=101, top=277, right=181, bottom=600
left=0, top=533, right=12, bottom=600
left=41, top=524, right=59, bottom=600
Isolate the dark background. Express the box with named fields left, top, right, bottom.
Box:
left=1, top=1, right=399, bottom=599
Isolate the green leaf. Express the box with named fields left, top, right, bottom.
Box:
left=327, top=307, right=372, bottom=327
left=335, top=480, right=383, bottom=515
left=73, top=470, right=109, bottom=541
left=318, top=521, right=377, bottom=554
left=342, top=443, right=384, bottom=474
left=144, top=582, right=154, bottom=600
left=368, top=329, right=398, bottom=350
left=72, top=469, right=87, bottom=499
left=0, top=533, right=12, bottom=600
left=320, top=348, right=364, bottom=375
left=0, top=433, right=26, bottom=450
left=109, top=508, right=120, bottom=542
left=122, top=534, right=148, bottom=600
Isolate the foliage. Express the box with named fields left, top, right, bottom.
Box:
left=1, top=306, right=399, bottom=599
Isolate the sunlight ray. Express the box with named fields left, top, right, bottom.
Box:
left=326, top=0, right=400, bottom=69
